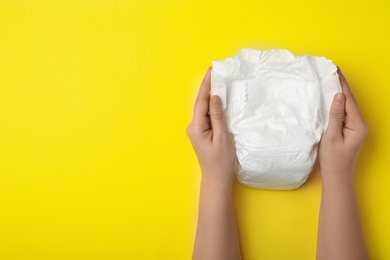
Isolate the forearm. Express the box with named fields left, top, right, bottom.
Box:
left=317, top=176, right=368, bottom=260
left=193, top=174, right=241, bottom=260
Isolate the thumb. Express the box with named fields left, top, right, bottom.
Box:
left=209, top=95, right=228, bottom=137
left=325, top=93, right=345, bottom=140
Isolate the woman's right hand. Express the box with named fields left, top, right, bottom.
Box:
left=318, top=67, right=368, bottom=185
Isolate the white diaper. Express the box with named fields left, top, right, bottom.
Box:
left=211, top=49, right=342, bottom=190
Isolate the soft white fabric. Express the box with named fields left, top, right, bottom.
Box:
left=211, top=49, right=342, bottom=190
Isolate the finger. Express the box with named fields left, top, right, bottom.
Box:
left=337, top=67, right=361, bottom=117
left=209, top=95, right=229, bottom=139
left=337, top=67, right=365, bottom=129
left=193, top=67, right=212, bottom=122
left=325, top=93, right=345, bottom=141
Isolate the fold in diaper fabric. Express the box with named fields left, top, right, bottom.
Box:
left=211, top=49, right=342, bottom=190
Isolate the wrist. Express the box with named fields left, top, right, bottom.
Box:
left=200, top=171, right=234, bottom=194
left=321, top=172, right=354, bottom=189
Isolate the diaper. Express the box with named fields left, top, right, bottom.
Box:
left=211, top=49, right=342, bottom=190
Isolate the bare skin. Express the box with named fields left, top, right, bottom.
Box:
left=316, top=67, right=369, bottom=259
left=186, top=67, right=241, bottom=260
left=187, top=66, right=368, bottom=259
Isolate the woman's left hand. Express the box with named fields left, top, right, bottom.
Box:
left=186, top=67, right=236, bottom=186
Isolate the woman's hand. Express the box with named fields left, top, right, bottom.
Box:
left=188, top=67, right=241, bottom=260
left=319, top=67, right=368, bottom=186
left=186, top=67, right=235, bottom=186
left=317, top=67, right=369, bottom=260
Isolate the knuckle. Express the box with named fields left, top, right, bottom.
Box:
left=331, top=111, right=344, bottom=120
left=185, top=124, right=193, bottom=137
left=360, top=121, right=368, bottom=135
left=210, top=110, right=224, bottom=121
left=186, top=124, right=203, bottom=141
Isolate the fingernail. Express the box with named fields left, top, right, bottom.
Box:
left=335, top=93, right=344, bottom=105
left=212, top=95, right=220, bottom=107
left=207, top=66, right=212, bottom=74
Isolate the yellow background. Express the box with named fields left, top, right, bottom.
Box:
left=1, top=0, right=389, bottom=259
